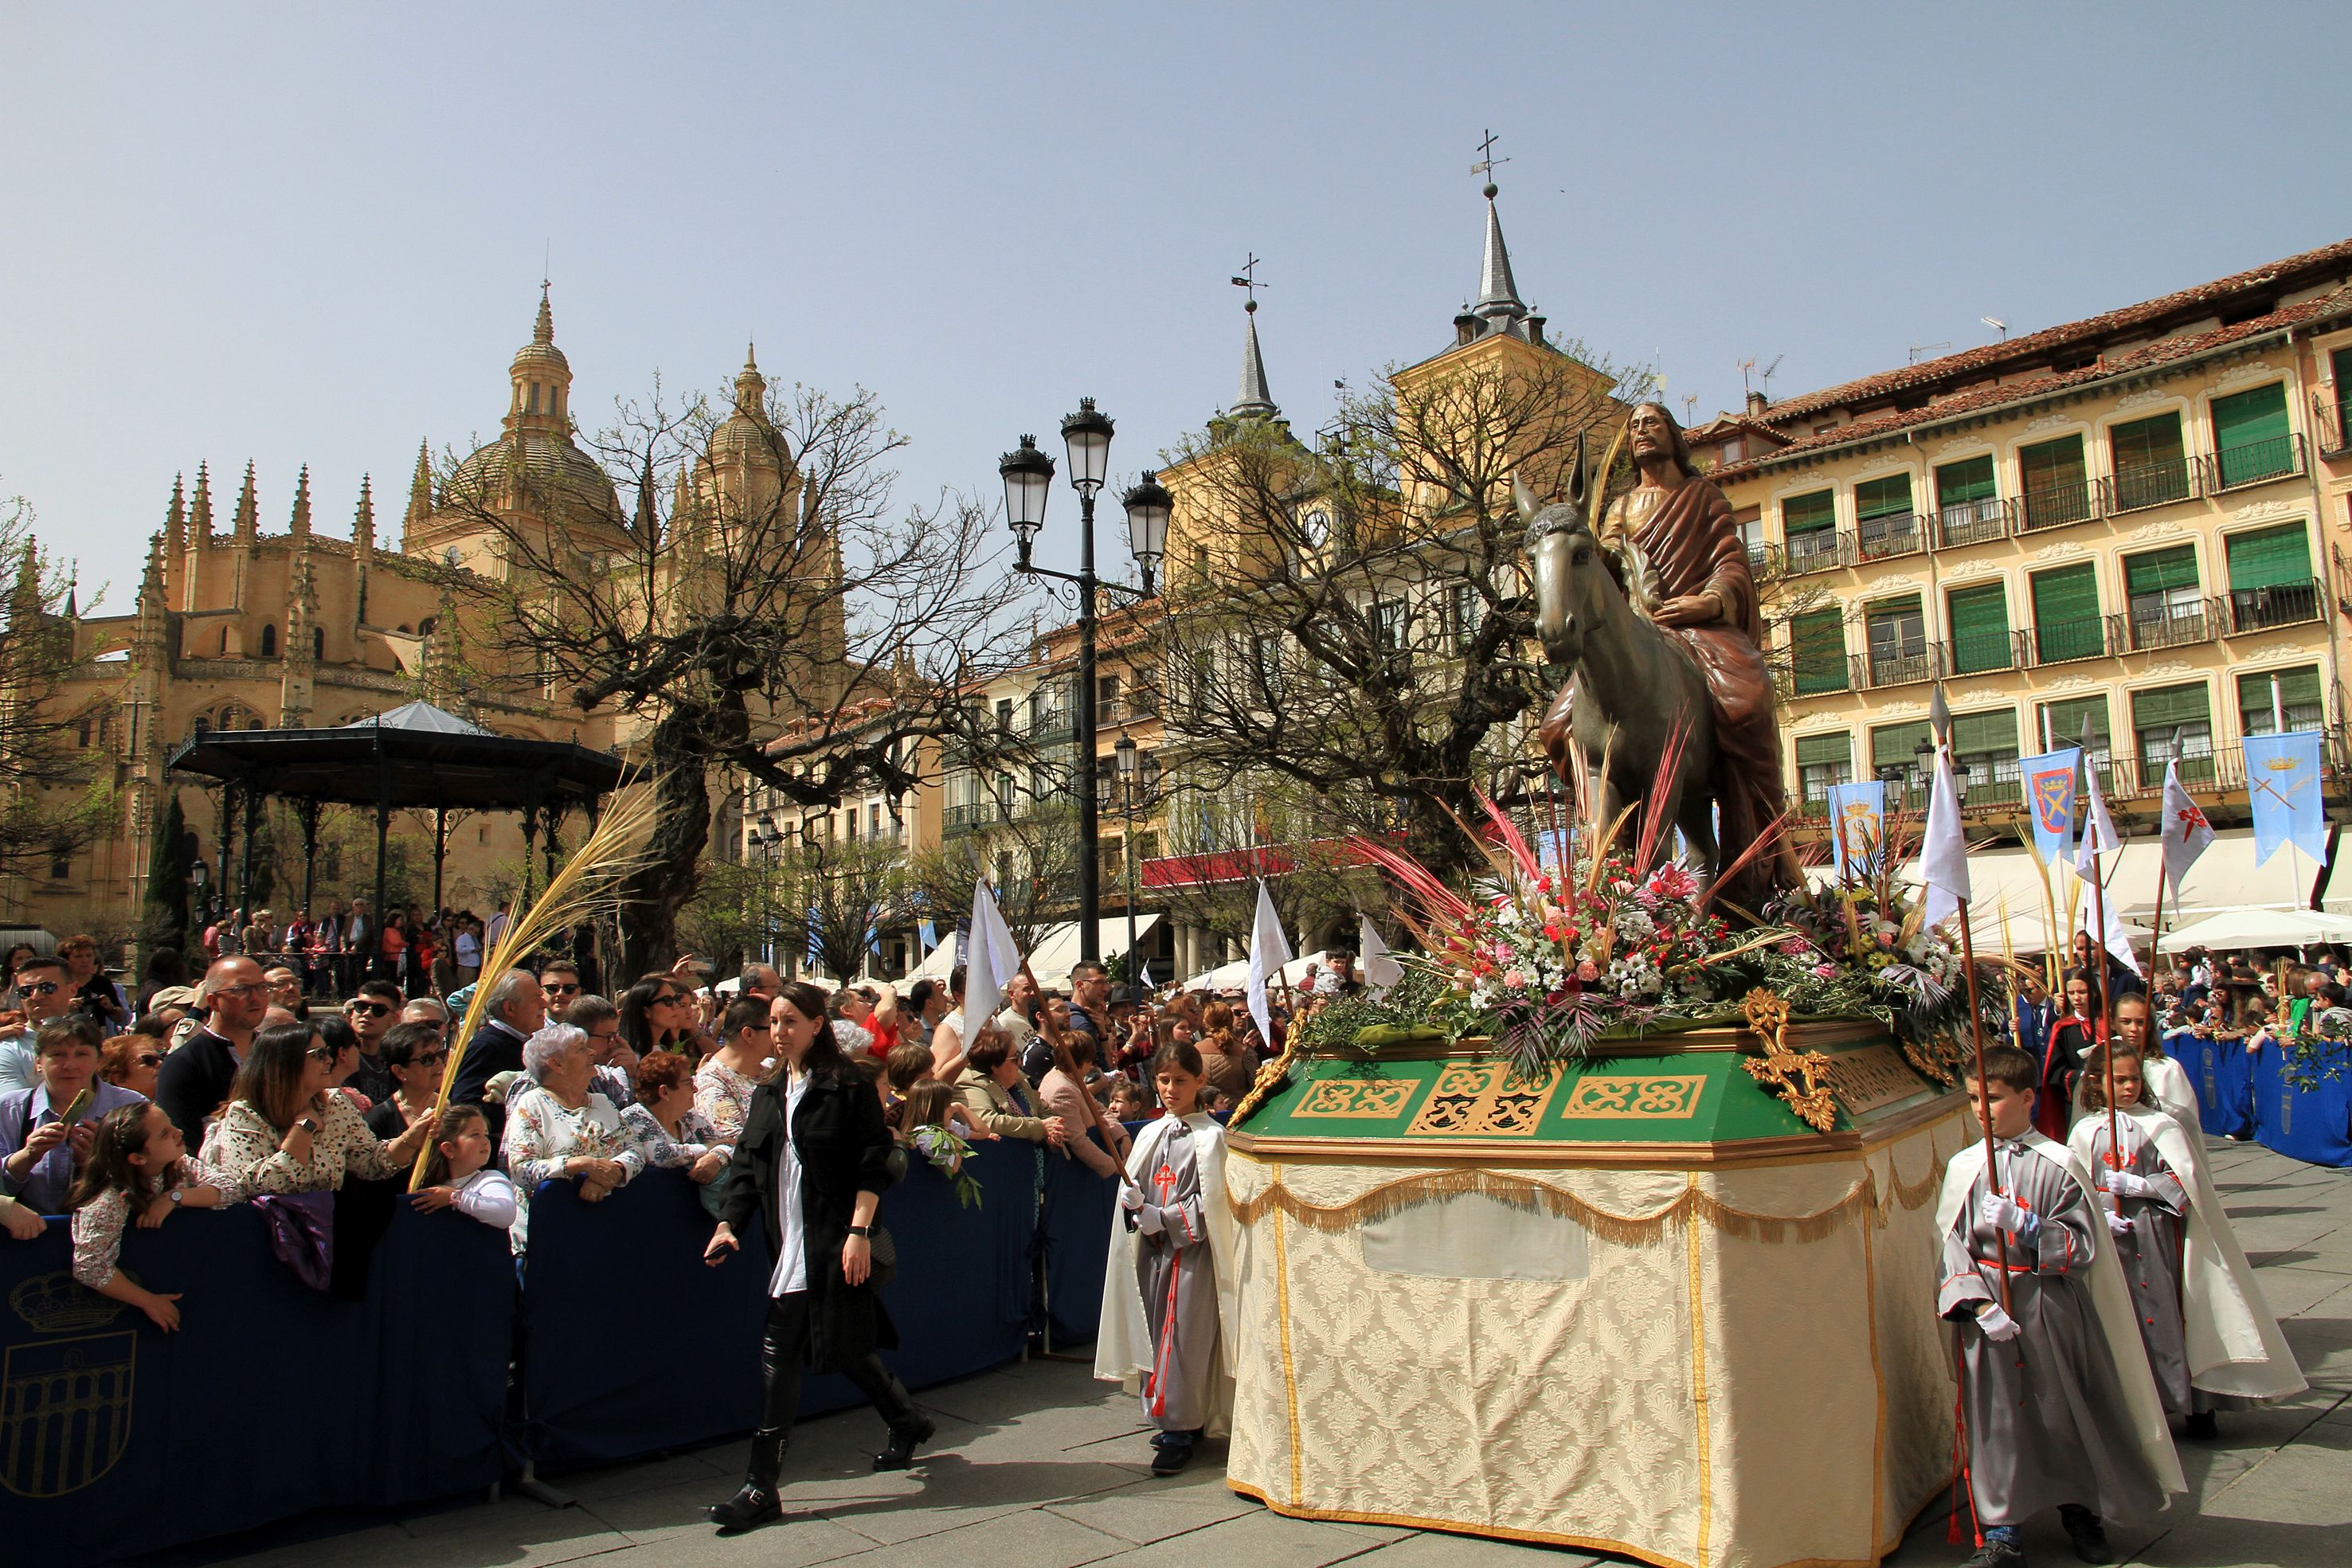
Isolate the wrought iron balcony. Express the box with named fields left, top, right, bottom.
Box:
left=1857, top=645, right=1936, bottom=690
left=2315, top=395, right=2352, bottom=460
left=1783, top=529, right=1850, bottom=575
left=2205, top=432, right=2306, bottom=491
left=2017, top=478, right=2099, bottom=534
left=2107, top=456, right=2197, bottom=514
left=2029, top=615, right=2109, bottom=666
left=1936, top=496, right=2011, bottom=549
left=2123, top=602, right=2215, bottom=652
left=1947, top=630, right=2015, bottom=675
left=2224, top=578, right=2324, bottom=635
left=1856, top=513, right=1926, bottom=562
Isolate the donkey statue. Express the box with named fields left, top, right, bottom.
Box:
left=1522, top=476, right=1724, bottom=875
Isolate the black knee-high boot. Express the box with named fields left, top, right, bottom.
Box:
left=710, top=1297, right=808, bottom=1528
left=846, top=1355, right=933, bottom=1471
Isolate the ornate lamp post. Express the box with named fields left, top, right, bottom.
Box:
left=999, top=405, right=1169, bottom=964
left=1114, top=731, right=1141, bottom=983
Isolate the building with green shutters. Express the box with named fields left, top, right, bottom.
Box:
left=1685, top=236, right=2352, bottom=854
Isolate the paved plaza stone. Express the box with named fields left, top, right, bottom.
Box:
left=143, top=1138, right=2350, bottom=1568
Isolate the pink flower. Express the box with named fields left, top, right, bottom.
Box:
left=1502, top=970, right=1528, bottom=989
left=1493, top=942, right=1517, bottom=964
left=1646, top=864, right=1698, bottom=901
left=1877, top=930, right=1896, bottom=949
left=1576, top=959, right=1601, bottom=983
left=1813, top=962, right=1837, bottom=980
left=1779, top=938, right=1813, bottom=957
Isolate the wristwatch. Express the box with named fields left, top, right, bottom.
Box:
left=847, top=1225, right=871, bottom=1238
left=298, top=1117, right=320, bottom=1136
left=166, top=1188, right=184, bottom=1206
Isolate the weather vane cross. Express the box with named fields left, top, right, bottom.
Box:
left=1472, top=129, right=1509, bottom=186
left=1230, top=253, right=1267, bottom=311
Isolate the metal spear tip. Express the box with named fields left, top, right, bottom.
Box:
left=1927, top=682, right=1951, bottom=738
left=2169, top=725, right=2185, bottom=765
left=2079, top=714, right=2097, bottom=751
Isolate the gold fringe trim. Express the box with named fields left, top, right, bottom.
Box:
left=1225, top=1163, right=1879, bottom=1246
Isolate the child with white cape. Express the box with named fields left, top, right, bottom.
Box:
left=2068, top=994, right=2200, bottom=1133
left=1094, top=1041, right=1239, bottom=1476
left=1937, top=1044, right=2183, bottom=1568
left=2068, top=1041, right=2304, bottom=1439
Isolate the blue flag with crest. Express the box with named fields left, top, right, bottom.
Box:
left=2244, top=729, right=2329, bottom=866
left=1822, top=780, right=1886, bottom=882
left=2020, top=747, right=2082, bottom=867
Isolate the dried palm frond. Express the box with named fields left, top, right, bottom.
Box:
left=410, top=780, right=662, bottom=1190
left=1583, top=424, right=1628, bottom=536
left=1631, top=715, right=1693, bottom=878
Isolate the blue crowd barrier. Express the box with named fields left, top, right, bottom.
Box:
left=515, top=1140, right=1043, bottom=1469
left=1039, top=1138, right=1120, bottom=1347
left=2181, top=1030, right=2256, bottom=1139
left=2251, top=1041, right=2352, bottom=1168
left=1, top=1201, right=512, bottom=1563
left=1, top=1134, right=1126, bottom=1560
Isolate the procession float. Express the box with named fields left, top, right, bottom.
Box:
left=1217, top=409, right=1985, bottom=1568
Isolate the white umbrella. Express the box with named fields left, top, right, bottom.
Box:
left=2158, top=906, right=2352, bottom=954
left=1184, top=956, right=1252, bottom=992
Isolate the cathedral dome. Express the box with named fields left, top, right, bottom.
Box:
left=706, top=346, right=790, bottom=473
left=444, top=430, right=622, bottom=522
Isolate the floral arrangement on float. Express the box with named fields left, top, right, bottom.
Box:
left=1330, top=742, right=1990, bottom=1085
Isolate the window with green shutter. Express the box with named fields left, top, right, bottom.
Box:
left=2237, top=665, right=2324, bottom=736
left=2030, top=563, right=2103, bottom=663
left=2040, top=694, right=2114, bottom=792
left=1934, top=454, right=2003, bottom=542
left=2131, top=682, right=2214, bottom=783
left=1783, top=491, right=1839, bottom=570
left=1794, top=732, right=1851, bottom=805
left=1936, top=455, right=1996, bottom=508
left=2210, top=383, right=2292, bottom=487
left=1951, top=709, right=2022, bottom=807
left=2108, top=413, right=2190, bottom=509
left=1947, top=581, right=2011, bottom=674
left=2123, top=545, right=2204, bottom=646
left=1870, top=721, right=1931, bottom=769
left=2333, top=348, right=2352, bottom=449
left=1866, top=596, right=1928, bottom=685
left=2019, top=434, right=2091, bottom=530
left=1790, top=608, right=1848, bottom=695
left=2224, top=523, right=2319, bottom=633
left=1855, top=474, right=1919, bottom=558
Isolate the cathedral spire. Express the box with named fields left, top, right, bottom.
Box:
left=289, top=464, right=312, bottom=538
left=354, top=474, right=376, bottom=555
left=1231, top=298, right=1278, bottom=419
left=232, top=461, right=259, bottom=542
left=164, top=473, right=187, bottom=565
left=534, top=280, right=554, bottom=346
left=1473, top=180, right=1526, bottom=327
left=403, top=440, right=433, bottom=545
left=189, top=463, right=213, bottom=538
left=734, top=343, right=768, bottom=414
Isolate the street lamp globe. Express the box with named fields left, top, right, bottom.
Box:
left=1060, top=397, right=1114, bottom=494
left=999, top=435, right=1055, bottom=552
left=1121, top=471, right=1172, bottom=592
left=1114, top=731, right=1139, bottom=787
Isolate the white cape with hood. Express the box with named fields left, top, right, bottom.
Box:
left=1093, top=1111, right=1240, bottom=1437
left=1937, top=1132, right=2186, bottom=1497
left=2068, top=1103, right=2306, bottom=1402
left=2072, top=1051, right=2200, bottom=1133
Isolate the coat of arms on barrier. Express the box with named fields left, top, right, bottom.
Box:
left=2, top=1273, right=135, bottom=1498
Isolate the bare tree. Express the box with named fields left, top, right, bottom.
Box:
left=770, top=826, right=909, bottom=983
left=1156, top=347, right=1634, bottom=886
left=0, top=491, right=119, bottom=884
left=437, top=373, right=1016, bottom=973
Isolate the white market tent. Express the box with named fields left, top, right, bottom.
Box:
left=2158, top=907, right=2352, bottom=953
left=894, top=913, right=1165, bottom=991
left=1182, top=948, right=1331, bottom=993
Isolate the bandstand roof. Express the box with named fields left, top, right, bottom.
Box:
left=164, top=701, right=626, bottom=811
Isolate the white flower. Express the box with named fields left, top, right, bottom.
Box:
left=1613, top=908, right=1657, bottom=944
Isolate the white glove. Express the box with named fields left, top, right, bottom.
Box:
left=1974, top=1302, right=2021, bottom=1343
left=2103, top=1208, right=2135, bottom=1238
left=1979, top=1191, right=2033, bottom=1234
left=1118, top=1181, right=1145, bottom=1214
left=2102, top=1168, right=2153, bottom=1198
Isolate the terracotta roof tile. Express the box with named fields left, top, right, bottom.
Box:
left=1709, top=284, right=2352, bottom=483
left=1757, top=236, right=2352, bottom=427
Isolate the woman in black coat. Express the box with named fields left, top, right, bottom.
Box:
left=702, top=980, right=930, bottom=1531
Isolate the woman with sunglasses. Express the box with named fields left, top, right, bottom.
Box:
left=198, top=1021, right=436, bottom=1195
left=364, top=1023, right=450, bottom=1139
left=100, top=1033, right=165, bottom=1101
left=620, top=972, right=711, bottom=1060
left=704, top=980, right=929, bottom=1530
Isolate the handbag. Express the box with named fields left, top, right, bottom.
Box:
left=865, top=1223, right=898, bottom=1290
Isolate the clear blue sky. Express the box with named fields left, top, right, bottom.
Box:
left=3, top=2, right=2344, bottom=606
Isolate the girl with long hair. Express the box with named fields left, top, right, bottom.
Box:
left=702, top=980, right=930, bottom=1530
left=69, top=1103, right=241, bottom=1330
left=198, top=1020, right=436, bottom=1193
left=410, top=1105, right=517, bottom=1230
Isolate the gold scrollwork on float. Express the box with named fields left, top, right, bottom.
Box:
left=1292, top=1078, right=1417, bottom=1121
left=1739, top=988, right=1841, bottom=1134
left=1406, top=1061, right=1560, bottom=1136
left=1558, top=1074, right=1708, bottom=1120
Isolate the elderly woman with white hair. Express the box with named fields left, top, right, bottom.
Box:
left=500, top=1022, right=641, bottom=1255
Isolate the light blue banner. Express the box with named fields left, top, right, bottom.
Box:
left=1822, top=780, right=1886, bottom=881
left=2020, top=747, right=2082, bottom=867
left=2244, top=729, right=2328, bottom=866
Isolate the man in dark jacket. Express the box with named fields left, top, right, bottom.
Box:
left=155, top=956, right=271, bottom=1140
left=448, top=968, right=546, bottom=1142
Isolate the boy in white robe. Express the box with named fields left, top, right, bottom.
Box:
left=2070, top=1044, right=2305, bottom=1441
left=1094, top=1042, right=1237, bottom=1476
left=1939, top=1045, right=2184, bottom=1568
